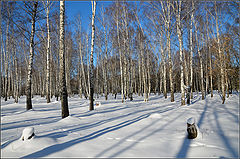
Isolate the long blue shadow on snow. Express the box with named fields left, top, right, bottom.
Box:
left=176, top=98, right=208, bottom=158
left=22, top=105, right=176, bottom=158
left=21, top=114, right=150, bottom=158
left=95, top=107, right=175, bottom=157
left=41, top=103, right=175, bottom=140
left=107, top=109, right=187, bottom=158
left=213, top=107, right=238, bottom=157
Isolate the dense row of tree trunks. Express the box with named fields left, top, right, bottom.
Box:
left=0, top=1, right=238, bottom=109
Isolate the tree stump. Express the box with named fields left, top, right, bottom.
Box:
left=187, top=117, right=197, bottom=139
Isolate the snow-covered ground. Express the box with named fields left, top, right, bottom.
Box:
left=1, top=92, right=239, bottom=158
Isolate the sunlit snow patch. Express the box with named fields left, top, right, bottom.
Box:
left=149, top=113, right=162, bottom=119
left=58, top=116, right=81, bottom=125
left=21, top=127, right=35, bottom=141
left=187, top=117, right=195, bottom=125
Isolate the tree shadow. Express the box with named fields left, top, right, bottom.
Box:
left=22, top=114, right=150, bottom=158
left=1, top=116, right=60, bottom=131
left=22, top=104, right=177, bottom=158
left=221, top=104, right=239, bottom=123
left=213, top=107, right=238, bottom=157
left=41, top=103, right=176, bottom=140
left=176, top=97, right=209, bottom=158
left=1, top=138, right=17, bottom=149
left=191, top=94, right=202, bottom=105
left=102, top=109, right=187, bottom=158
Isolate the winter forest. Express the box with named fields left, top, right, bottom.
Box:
left=1, top=1, right=239, bottom=158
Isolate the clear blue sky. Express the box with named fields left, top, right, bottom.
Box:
left=65, top=1, right=113, bottom=31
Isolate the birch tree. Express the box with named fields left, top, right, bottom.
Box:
left=59, top=0, right=69, bottom=118
left=166, top=1, right=174, bottom=102
left=0, top=1, right=2, bottom=105
left=89, top=0, right=96, bottom=111
left=215, top=2, right=225, bottom=104
left=176, top=1, right=185, bottom=105
left=26, top=2, right=38, bottom=110
left=135, top=7, right=148, bottom=102
left=189, top=0, right=194, bottom=99
left=43, top=0, right=52, bottom=103
left=115, top=2, right=124, bottom=103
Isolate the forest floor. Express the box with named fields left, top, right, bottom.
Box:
left=1, top=92, right=239, bottom=158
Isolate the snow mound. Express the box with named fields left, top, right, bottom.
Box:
left=187, top=117, right=195, bottom=124
left=58, top=116, right=81, bottom=124
left=5, top=136, right=56, bottom=153
left=21, top=127, right=35, bottom=141
left=149, top=113, right=162, bottom=119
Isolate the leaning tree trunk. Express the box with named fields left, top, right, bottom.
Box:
left=89, top=0, right=96, bottom=111
left=59, top=0, right=69, bottom=118
left=26, top=2, right=38, bottom=110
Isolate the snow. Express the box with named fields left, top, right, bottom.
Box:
left=21, top=127, right=35, bottom=141
left=187, top=117, right=195, bottom=125
left=1, top=92, right=239, bottom=158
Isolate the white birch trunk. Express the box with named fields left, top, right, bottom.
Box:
left=59, top=0, right=69, bottom=118
left=89, top=0, right=96, bottom=111
left=176, top=1, right=185, bottom=105
left=159, top=31, right=167, bottom=98
left=190, top=1, right=194, bottom=99
left=78, top=39, right=83, bottom=98
left=0, top=1, right=1, bottom=105
left=103, top=16, right=108, bottom=100
left=4, top=11, right=9, bottom=101
left=193, top=18, right=205, bottom=100
left=116, top=2, right=124, bottom=103
left=206, top=11, right=213, bottom=97
left=167, top=2, right=174, bottom=102
left=26, top=2, right=38, bottom=110
left=138, top=52, right=142, bottom=96
left=215, top=2, right=225, bottom=104
left=14, top=45, right=19, bottom=103
left=46, top=0, right=51, bottom=103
